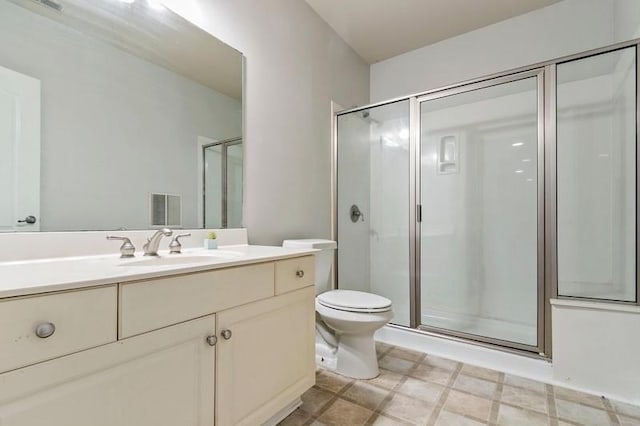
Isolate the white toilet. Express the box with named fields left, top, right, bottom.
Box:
left=282, top=239, right=393, bottom=379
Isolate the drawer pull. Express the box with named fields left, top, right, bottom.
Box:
left=206, top=335, right=218, bottom=346
left=296, top=270, right=305, bottom=278
left=221, top=329, right=232, bottom=340
left=35, top=322, right=56, bottom=339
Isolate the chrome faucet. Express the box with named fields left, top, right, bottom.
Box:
left=143, top=228, right=172, bottom=256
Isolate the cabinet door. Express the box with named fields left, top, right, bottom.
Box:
left=216, top=287, right=315, bottom=426
left=0, top=315, right=216, bottom=426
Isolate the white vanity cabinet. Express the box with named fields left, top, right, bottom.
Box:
left=0, top=315, right=216, bottom=426
left=0, top=253, right=316, bottom=426
left=0, top=285, right=117, bottom=374
left=216, top=286, right=315, bottom=425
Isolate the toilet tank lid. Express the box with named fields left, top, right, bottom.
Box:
left=282, top=239, right=337, bottom=249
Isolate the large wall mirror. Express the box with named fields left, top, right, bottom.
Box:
left=0, top=0, right=243, bottom=232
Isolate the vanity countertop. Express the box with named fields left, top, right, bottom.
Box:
left=0, top=245, right=317, bottom=299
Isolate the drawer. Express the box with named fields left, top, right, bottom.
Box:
left=119, top=262, right=275, bottom=338
left=0, top=286, right=117, bottom=374
left=275, top=256, right=315, bottom=295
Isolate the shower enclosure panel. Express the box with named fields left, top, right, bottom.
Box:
left=336, top=101, right=411, bottom=326
left=556, top=46, right=638, bottom=303
left=418, top=72, right=544, bottom=350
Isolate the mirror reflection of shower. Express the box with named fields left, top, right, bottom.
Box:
left=203, top=137, right=243, bottom=228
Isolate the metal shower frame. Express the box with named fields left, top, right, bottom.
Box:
left=331, top=39, right=640, bottom=358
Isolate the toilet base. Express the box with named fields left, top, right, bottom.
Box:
left=315, top=328, right=380, bottom=379
left=315, top=331, right=338, bottom=371
left=335, top=332, right=379, bottom=379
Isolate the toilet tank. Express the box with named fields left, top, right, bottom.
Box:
left=282, top=239, right=337, bottom=294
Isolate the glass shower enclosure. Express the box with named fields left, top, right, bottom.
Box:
left=334, top=41, right=638, bottom=355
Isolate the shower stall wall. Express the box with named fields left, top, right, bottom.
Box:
left=334, top=40, right=639, bottom=355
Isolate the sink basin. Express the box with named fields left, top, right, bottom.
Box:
left=121, top=250, right=243, bottom=267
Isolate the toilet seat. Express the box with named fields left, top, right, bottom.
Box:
left=317, top=290, right=392, bottom=313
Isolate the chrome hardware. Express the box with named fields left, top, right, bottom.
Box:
left=35, top=322, right=56, bottom=338
left=350, top=205, right=364, bottom=223
left=221, top=329, right=232, bottom=340
left=206, top=335, right=218, bottom=346
left=143, top=228, right=172, bottom=256
left=106, top=235, right=136, bottom=258
left=296, top=270, right=305, bottom=278
left=169, top=233, right=191, bottom=254
left=17, top=215, right=37, bottom=224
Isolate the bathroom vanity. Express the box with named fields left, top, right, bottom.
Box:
left=0, top=243, right=317, bottom=426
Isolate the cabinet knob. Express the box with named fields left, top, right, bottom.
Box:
left=221, top=329, right=232, bottom=340
left=206, top=335, right=218, bottom=346
left=35, top=322, right=56, bottom=339
left=296, top=270, right=305, bottom=278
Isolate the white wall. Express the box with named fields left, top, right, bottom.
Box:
left=552, top=300, right=640, bottom=405
left=614, top=0, right=640, bottom=42
left=0, top=1, right=242, bottom=231
left=370, top=0, right=638, bottom=102
left=159, top=0, right=370, bottom=245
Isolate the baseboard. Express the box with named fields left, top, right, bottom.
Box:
left=376, top=325, right=552, bottom=383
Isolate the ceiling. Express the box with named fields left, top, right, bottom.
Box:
left=306, top=0, right=563, bottom=64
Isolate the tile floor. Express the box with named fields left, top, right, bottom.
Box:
left=279, top=342, right=640, bottom=426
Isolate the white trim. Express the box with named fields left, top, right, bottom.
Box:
left=376, top=325, right=552, bottom=383
left=550, top=298, right=640, bottom=314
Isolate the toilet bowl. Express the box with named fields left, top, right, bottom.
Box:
left=282, top=239, right=393, bottom=380
left=316, top=290, right=393, bottom=379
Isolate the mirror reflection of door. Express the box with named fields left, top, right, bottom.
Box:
left=202, top=137, right=243, bottom=228
left=0, top=65, right=40, bottom=232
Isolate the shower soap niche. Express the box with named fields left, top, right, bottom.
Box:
left=438, top=135, right=459, bottom=175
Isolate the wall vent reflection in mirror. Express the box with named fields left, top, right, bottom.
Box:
left=150, top=193, right=181, bottom=227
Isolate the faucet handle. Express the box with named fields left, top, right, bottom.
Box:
left=107, top=235, right=135, bottom=258
left=169, top=233, right=191, bottom=254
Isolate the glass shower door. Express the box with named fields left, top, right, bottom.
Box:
left=419, top=73, right=542, bottom=348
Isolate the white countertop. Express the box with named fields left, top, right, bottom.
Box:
left=0, top=245, right=317, bottom=299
